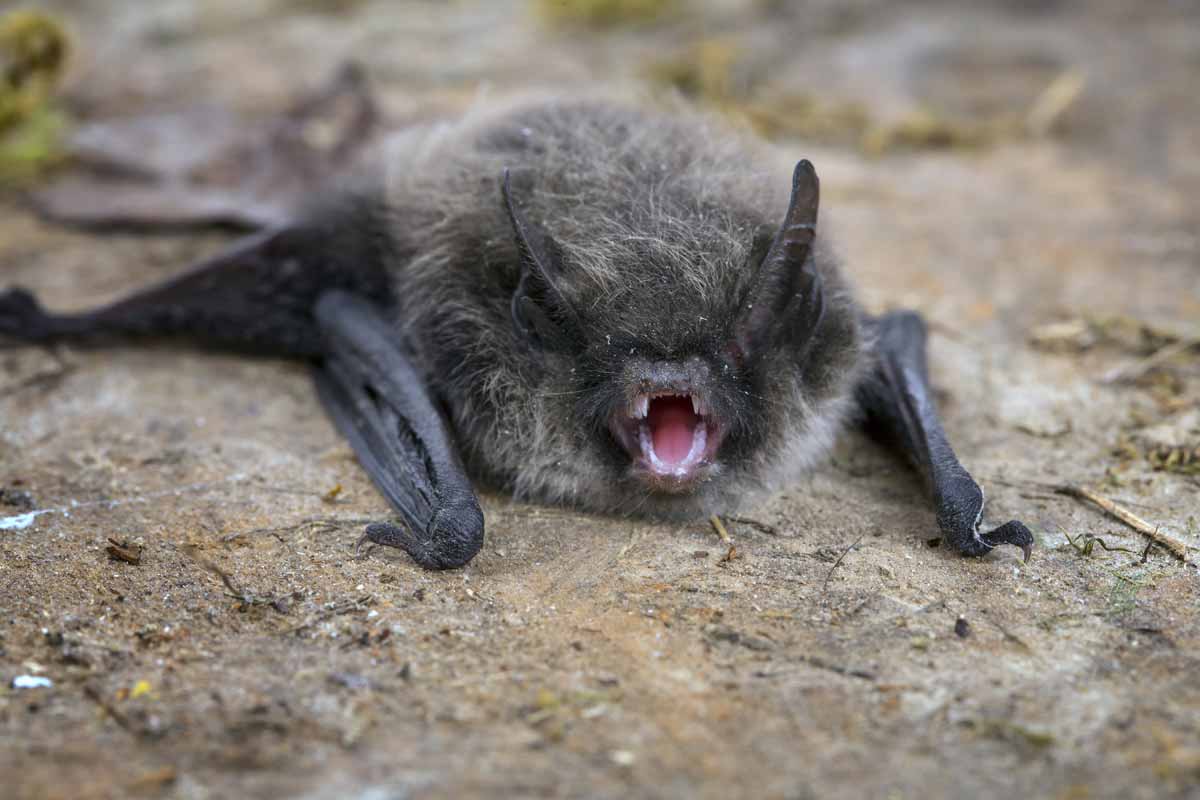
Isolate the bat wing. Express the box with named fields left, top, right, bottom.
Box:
left=857, top=311, right=1034, bottom=560
left=1, top=219, right=483, bottom=570
left=313, top=291, right=484, bottom=569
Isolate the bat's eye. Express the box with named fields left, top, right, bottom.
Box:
left=510, top=276, right=577, bottom=353
left=511, top=292, right=554, bottom=347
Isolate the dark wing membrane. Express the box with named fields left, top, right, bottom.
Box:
left=313, top=291, right=484, bottom=569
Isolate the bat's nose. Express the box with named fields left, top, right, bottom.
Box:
left=630, top=357, right=711, bottom=396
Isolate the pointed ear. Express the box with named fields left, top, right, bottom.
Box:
left=734, top=160, right=825, bottom=363
left=501, top=169, right=581, bottom=352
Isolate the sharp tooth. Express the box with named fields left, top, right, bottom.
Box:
left=691, top=395, right=703, bottom=416
left=634, top=395, right=648, bottom=419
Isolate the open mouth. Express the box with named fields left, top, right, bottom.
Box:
left=610, top=391, right=724, bottom=487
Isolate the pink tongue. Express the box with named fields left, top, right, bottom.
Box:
left=649, top=398, right=697, bottom=465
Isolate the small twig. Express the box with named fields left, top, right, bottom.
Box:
left=197, top=559, right=288, bottom=613
left=981, top=610, right=1033, bottom=653
left=821, top=534, right=865, bottom=594
left=220, top=515, right=376, bottom=543
left=1025, top=70, right=1086, bottom=136
left=0, top=353, right=77, bottom=399
left=1101, top=335, right=1200, bottom=384
left=990, top=476, right=1163, bottom=512
left=83, top=684, right=144, bottom=737
left=800, top=654, right=876, bottom=681
left=1055, top=485, right=1191, bottom=564
left=282, top=594, right=373, bottom=636
left=726, top=516, right=780, bottom=536
left=105, top=538, right=144, bottom=565
left=756, top=656, right=876, bottom=682
left=709, top=515, right=731, bottom=543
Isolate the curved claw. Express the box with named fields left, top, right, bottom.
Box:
left=978, top=520, right=1034, bottom=562
left=354, top=531, right=377, bottom=559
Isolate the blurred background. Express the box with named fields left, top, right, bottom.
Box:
left=2, top=1, right=1198, bottom=318
left=3, top=0, right=1199, bottom=184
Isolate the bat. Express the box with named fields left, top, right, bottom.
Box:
left=0, top=97, right=1033, bottom=569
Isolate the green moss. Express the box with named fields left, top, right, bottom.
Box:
left=644, top=39, right=743, bottom=102
left=642, top=40, right=1013, bottom=154
left=743, top=92, right=871, bottom=146
left=860, top=108, right=1012, bottom=155
left=535, top=0, right=679, bottom=29
left=972, top=718, right=1056, bottom=749
left=0, top=9, right=70, bottom=185
left=0, top=104, right=67, bottom=183
left=1106, top=575, right=1141, bottom=618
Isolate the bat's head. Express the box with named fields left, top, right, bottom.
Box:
left=500, top=160, right=863, bottom=515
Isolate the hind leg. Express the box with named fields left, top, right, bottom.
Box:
left=856, top=311, right=1034, bottom=560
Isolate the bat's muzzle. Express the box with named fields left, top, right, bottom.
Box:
left=608, top=360, right=727, bottom=491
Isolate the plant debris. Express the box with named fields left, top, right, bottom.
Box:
left=105, top=537, right=143, bottom=565
left=0, top=352, right=76, bottom=400
left=643, top=38, right=748, bottom=104
left=1146, top=443, right=1200, bottom=476
left=970, top=718, right=1056, bottom=749
left=282, top=594, right=373, bottom=636
left=535, top=0, right=679, bottom=29
left=1031, top=314, right=1196, bottom=358
left=0, top=9, right=70, bottom=184
left=1061, top=528, right=1145, bottom=559
left=704, top=623, right=774, bottom=652
left=709, top=514, right=731, bottom=543
left=644, top=39, right=1084, bottom=155
left=82, top=683, right=157, bottom=738
left=726, top=516, right=780, bottom=536
left=1055, top=485, right=1192, bottom=564
left=822, top=534, right=865, bottom=594
left=197, top=558, right=290, bottom=613
left=1028, top=318, right=1098, bottom=352
left=1101, top=334, right=1200, bottom=385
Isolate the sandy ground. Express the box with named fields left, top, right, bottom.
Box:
left=1, top=2, right=1198, bottom=798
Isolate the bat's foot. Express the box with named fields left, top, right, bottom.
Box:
left=356, top=511, right=483, bottom=571
left=0, top=287, right=55, bottom=343
left=936, top=471, right=1034, bottom=561
left=977, top=520, right=1035, bottom=562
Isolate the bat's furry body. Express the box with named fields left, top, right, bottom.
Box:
left=1, top=94, right=1033, bottom=568
left=369, top=100, right=864, bottom=517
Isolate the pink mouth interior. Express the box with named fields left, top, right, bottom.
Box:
left=647, top=396, right=701, bottom=466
